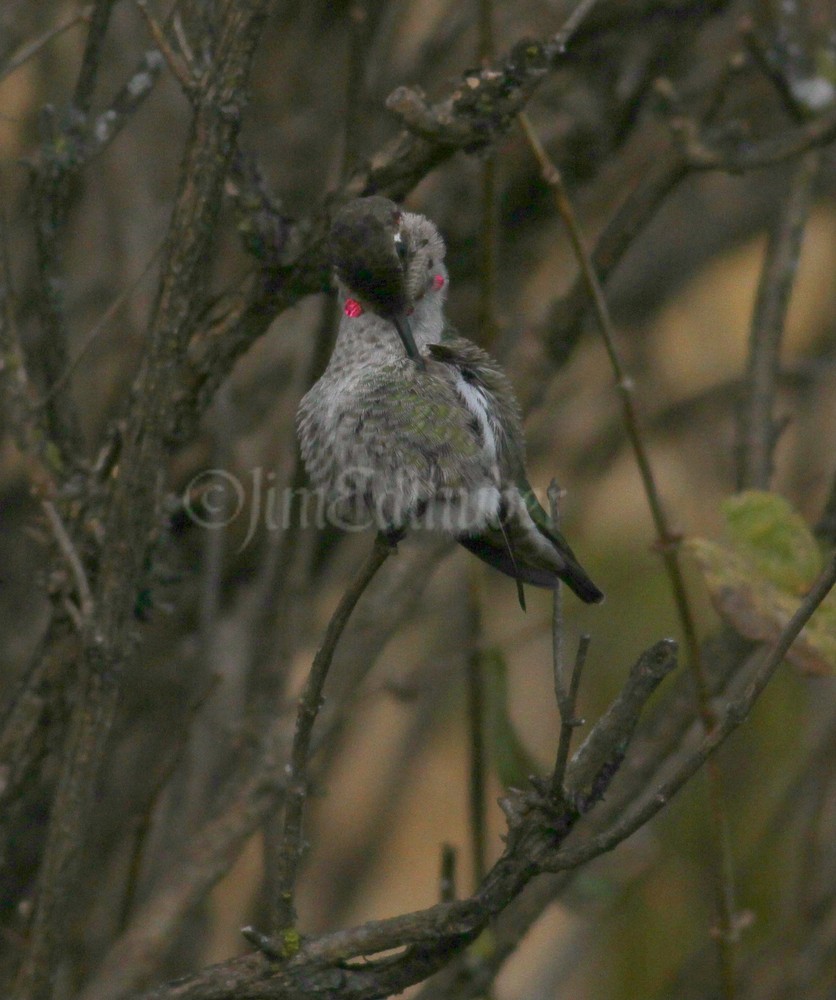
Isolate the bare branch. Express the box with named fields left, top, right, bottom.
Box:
left=550, top=634, right=591, bottom=799
left=73, top=0, right=117, bottom=115
left=271, top=533, right=394, bottom=934
left=736, top=149, right=821, bottom=489
left=517, top=108, right=747, bottom=991
left=41, top=500, right=93, bottom=620
left=550, top=552, right=836, bottom=873
left=14, top=4, right=272, bottom=994
left=138, top=638, right=677, bottom=999
left=0, top=7, right=93, bottom=86
left=136, top=1, right=197, bottom=95
left=671, top=105, right=836, bottom=172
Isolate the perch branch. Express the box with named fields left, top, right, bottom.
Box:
left=139, top=639, right=675, bottom=999
left=272, top=533, right=395, bottom=934
left=551, top=634, right=591, bottom=799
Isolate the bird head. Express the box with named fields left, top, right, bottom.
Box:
left=329, top=196, right=448, bottom=365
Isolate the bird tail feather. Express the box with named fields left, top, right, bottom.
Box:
left=457, top=489, right=604, bottom=605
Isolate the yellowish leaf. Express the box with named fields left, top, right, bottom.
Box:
left=721, top=491, right=822, bottom=595
left=685, top=535, right=836, bottom=676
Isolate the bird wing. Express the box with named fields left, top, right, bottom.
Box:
left=427, top=338, right=525, bottom=472
left=353, top=357, right=492, bottom=492
left=427, top=339, right=603, bottom=605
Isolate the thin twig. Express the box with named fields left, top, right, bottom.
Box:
left=338, top=0, right=376, bottom=182
left=545, top=0, right=601, bottom=57
left=136, top=0, right=195, bottom=93
left=117, top=715, right=201, bottom=931
left=736, top=148, right=820, bottom=489
left=519, top=111, right=704, bottom=698
left=0, top=185, right=47, bottom=464
left=550, top=634, right=590, bottom=799
left=741, top=24, right=807, bottom=123
left=172, top=13, right=197, bottom=71
left=547, top=482, right=592, bottom=796
left=552, top=551, right=836, bottom=872
left=815, top=465, right=836, bottom=547
left=476, top=0, right=498, bottom=350
left=671, top=104, right=836, bottom=172
left=37, top=239, right=165, bottom=406
left=28, top=119, right=87, bottom=469
left=463, top=0, right=497, bottom=893
left=542, top=147, right=689, bottom=373
left=41, top=500, right=93, bottom=620
left=465, top=577, right=487, bottom=888
left=0, top=7, right=93, bottom=85
left=517, top=110, right=741, bottom=994
left=440, top=843, right=458, bottom=904
left=73, top=0, right=117, bottom=115
left=272, top=533, right=394, bottom=934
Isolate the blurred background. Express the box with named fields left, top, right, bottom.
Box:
left=1, top=1, right=836, bottom=998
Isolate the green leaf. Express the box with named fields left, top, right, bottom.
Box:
left=722, top=491, right=823, bottom=594
left=686, top=491, right=836, bottom=675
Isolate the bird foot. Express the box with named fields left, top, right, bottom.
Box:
left=380, top=527, right=406, bottom=551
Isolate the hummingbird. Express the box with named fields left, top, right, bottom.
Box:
left=296, top=196, right=603, bottom=607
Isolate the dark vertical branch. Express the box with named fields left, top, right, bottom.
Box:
left=736, top=150, right=821, bottom=490
left=815, top=467, right=836, bottom=547
left=550, top=634, right=590, bottom=799
left=72, top=0, right=117, bottom=114
left=23, top=0, right=117, bottom=467
left=0, top=191, right=45, bottom=463
left=476, top=0, right=498, bottom=350
left=13, top=4, right=271, bottom=996
left=340, top=1, right=380, bottom=180
left=462, top=0, right=498, bottom=896
left=27, top=118, right=86, bottom=468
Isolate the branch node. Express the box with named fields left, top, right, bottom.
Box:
left=136, top=0, right=197, bottom=95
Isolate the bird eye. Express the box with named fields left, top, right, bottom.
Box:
left=394, top=232, right=408, bottom=263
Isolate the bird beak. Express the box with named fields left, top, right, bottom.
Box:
left=392, top=313, right=426, bottom=370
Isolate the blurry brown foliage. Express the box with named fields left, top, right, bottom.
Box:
left=1, top=1, right=836, bottom=998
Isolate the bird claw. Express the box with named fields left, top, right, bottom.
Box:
left=381, top=527, right=406, bottom=551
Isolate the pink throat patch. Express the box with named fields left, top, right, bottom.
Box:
left=344, top=298, right=363, bottom=318
left=432, top=274, right=445, bottom=291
